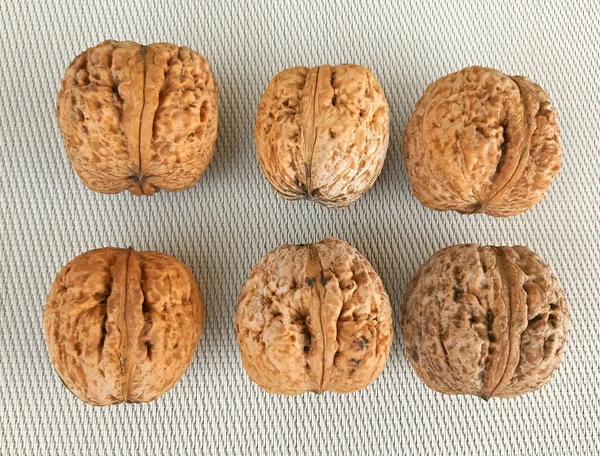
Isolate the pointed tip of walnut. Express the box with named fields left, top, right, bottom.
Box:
left=403, top=66, right=562, bottom=217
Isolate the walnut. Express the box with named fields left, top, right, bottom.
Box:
left=56, top=40, right=218, bottom=196
left=401, top=244, right=570, bottom=399
left=44, top=248, right=203, bottom=405
left=403, top=66, right=562, bottom=217
left=255, top=65, right=389, bottom=208
left=235, top=237, right=393, bottom=394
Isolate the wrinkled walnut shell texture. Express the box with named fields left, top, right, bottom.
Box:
left=44, top=248, right=203, bottom=405
left=403, top=66, right=561, bottom=217
left=236, top=238, right=393, bottom=394
left=56, top=40, right=218, bottom=195
left=402, top=244, right=569, bottom=399
left=255, top=65, right=390, bottom=207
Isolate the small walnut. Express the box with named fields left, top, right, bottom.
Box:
left=255, top=65, right=390, bottom=208
left=44, top=248, right=203, bottom=405
left=56, top=40, right=218, bottom=195
left=402, top=244, right=569, bottom=399
left=235, top=238, right=393, bottom=394
left=403, top=66, right=562, bottom=217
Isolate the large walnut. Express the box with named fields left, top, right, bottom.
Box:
left=44, top=248, right=203, bottom=405
left=255, top=65, right=389, bottom=208
left=402, top=244, right=569, bottom=399
left=235, top=238, right=393, bottom=394
left=56, top=40, right=218, bottom=195
left=403, top=66, right=562, bottom=217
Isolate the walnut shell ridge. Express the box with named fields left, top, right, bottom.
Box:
left=403, top=66, right=562, bottom=217
left=401, top=244, right=569, bottom=399
left=44, top=248, right=203, bottom=405
left=235, top=237, right=393, bottom=394
left=255, top=64, right=390, bottom=208
left=56, top=40, right=218, bottom=196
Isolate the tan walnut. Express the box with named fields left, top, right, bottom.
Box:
left=403, top=66, right=562, bottom=217
left=235, top=237, right=393, bottom=394
left=56, top=40, right=218, bottom=196
left=44, top=248, right=203, bottom=405
left=255, top=65, right=390, bottom=208
left=401, top=244, right=569, bottom=399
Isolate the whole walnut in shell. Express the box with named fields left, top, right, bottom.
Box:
left=401, top=244, right=569, bottom=399
left=235, top=238, right=393, bottom=394
left=56, top=40, right=218, bottom=195
left=44, top=248, right=203, bottom=405
left=403, top=66, right=562, bottom=217
left=255, top=65, right=390, bottom=207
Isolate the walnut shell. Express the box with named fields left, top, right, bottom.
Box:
left=235, top=238, right=393, bottom=394
left=401, top=244, right=569, bottom=399
left=255, top=65, right=390, bottom=208
left=56, top=40, right=218, bottom=196
left=403, top=66, right=562, bottom=217
left=44, top=248, right=203, bottom=405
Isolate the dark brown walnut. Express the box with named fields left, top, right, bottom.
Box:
left=403, top=66, right=562, bottom=217
left=235, top=237, right=393, bottom=395
left=401, top=244, right=569, bottom=399
left=255, top=65, right=390, bottom=208
left=44, top=248, right=203, bottom=405
left=56, top=40, right=218, bottom=195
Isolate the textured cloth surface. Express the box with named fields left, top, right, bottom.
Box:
left=1, top=0, right=599, bottom=454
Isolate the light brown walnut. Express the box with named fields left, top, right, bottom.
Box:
left=401, top=244, right=570, bottom=399
left=255, top=65, right=390, bottom=208
left=44, top=248, right=203, bottom=405
left=403, top=66, right=562, bottom=217
left=235, top=237, right=393, bottom=395
left=56, top=40, right=218, bottom=196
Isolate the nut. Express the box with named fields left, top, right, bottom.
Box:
left=56, top=40, right=218, bottom=195
left=44, top=248, right=203, bottom=405
left=401, top=244, right=569, bottom=399
left=235, top=237, right=393, bottom=395
left=403, top=66, right=562, bottom=217
left=255, top=65, right=389, bottom=208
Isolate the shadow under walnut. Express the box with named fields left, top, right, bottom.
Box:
left=235, top=237, right=393, bottom=395
left=44, top=248, right=203, bottom=405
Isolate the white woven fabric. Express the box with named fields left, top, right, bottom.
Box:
left=1, top=0, right=599, bottom=454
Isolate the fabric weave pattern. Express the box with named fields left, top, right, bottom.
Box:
left=1, top=1, right=598, bottom=454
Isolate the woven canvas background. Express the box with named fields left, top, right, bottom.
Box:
left=1, top=0, right=599, bottom=454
